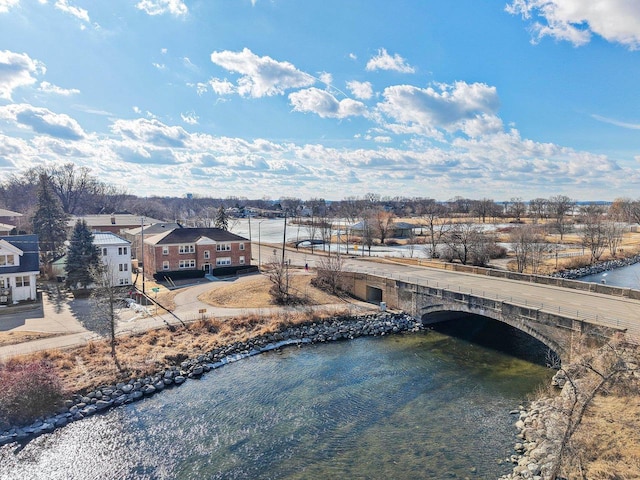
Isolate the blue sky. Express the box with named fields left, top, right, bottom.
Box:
left=0, top=0, right=639, bottom=201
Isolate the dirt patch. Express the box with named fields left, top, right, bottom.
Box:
left=197, top=274, right=344, bottom=308
left=0, top=331, right=61, bottom=348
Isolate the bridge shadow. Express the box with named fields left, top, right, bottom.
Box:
left=424, top=313, right=555, bottom=367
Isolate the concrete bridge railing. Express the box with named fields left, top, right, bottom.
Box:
left=341, top=271, right=627, bottom=363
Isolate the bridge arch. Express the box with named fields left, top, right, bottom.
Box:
left=420, top=304, right=563, bottom=363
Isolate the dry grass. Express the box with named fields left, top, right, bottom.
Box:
left=14, top=305, right=356, bottom=395
left=0, top=331, right=61, bottom=348
left=570, top=395, right=640, bottom=479
left=197, top=273, right=342, bottom=307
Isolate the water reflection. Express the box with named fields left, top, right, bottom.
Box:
left=0, top=332, right=551, bottom=480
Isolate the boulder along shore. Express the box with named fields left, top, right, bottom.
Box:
left=0, top=311, right=423, bottom=446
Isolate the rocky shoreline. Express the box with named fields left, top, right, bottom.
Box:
left=0, top=311, right=423, bottom=446
left=552, top=254, right=640, bottom=280
left=500, top=395, right=565, bottom=480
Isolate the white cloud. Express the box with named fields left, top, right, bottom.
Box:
left=208, top=78, right=235, bottom=95
left=181, top=112, right=198, bottom=125
left=366, top=48, right=415, bottom=73
left=136, top=0, right=188, bottom=16
left=591, top=113, right=640, bottom=130
left=54, top=0, right=89, bottom=23
left=346, top=80, right=373, bottom=100
left=289, top=88, right=366, bottom=119
left=0, top=50, right=45, bottom=100
left=507, top=0, right=640, bottom=50
left=161, top=48, right=168, bottom=54
left=209, top=48, right=315, bottom=98
left=318, top=72, right=333, bottom=85
left=377, top=81, right=500, bottom=137
left=348, top=53, right=357, bottom=60
left=152, top=62, right=166, bottom=70
left=111, top=118, right=189, bottom=147
left=38, top=81, right=80, bottom=96
left=0, top=0, right=19, bottom=14
left=0, top=103, right=85, bottom=140
left=133, top=106, right=142, bottom=114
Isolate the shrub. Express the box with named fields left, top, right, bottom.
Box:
left=0, top=360, right=65, bottom=427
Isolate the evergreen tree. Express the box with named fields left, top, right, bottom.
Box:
left=65, top=220, right=100, bottom=289
left=214, top=205, right=229, bottom=230
left=32, top=173, right=69, bottom=273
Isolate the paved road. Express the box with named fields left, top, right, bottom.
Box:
left=257, top=243, right=640, bottom=340
left=1, top=244, right=638, bottom=358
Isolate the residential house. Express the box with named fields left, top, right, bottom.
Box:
left=0, top=208, right=24, bottom=232
left=143, top=227, right=251, bottom=279
left=0, top=234, right=39, bottom=305
left=68, top=214, right=163, bottom=235
left=93, top=232, right=132, bottom=286
left=121, top=222, right=182, bottom=263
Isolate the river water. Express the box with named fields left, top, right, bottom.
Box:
left=0, top=327, right=551, bottom=480
left=578, top=261, right=640, bottom=289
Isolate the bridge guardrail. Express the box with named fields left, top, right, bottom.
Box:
left=348, top=267, right=638, bottom=341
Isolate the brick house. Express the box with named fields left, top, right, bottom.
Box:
left=142, top=228, right=252, bottom=279
left=0, top=234, right=39, bottom=305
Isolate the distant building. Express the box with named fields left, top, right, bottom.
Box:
left=68, top=214, right=163, bottom=234
left=0, top=234, right=39, bottom=305
left=143, top=227, right=251, bottom=279
left=121, top=222, right=183, bottom=262
left=0, top=208, right=24, bottom=230
left=93, top=232, right=132, bottom=286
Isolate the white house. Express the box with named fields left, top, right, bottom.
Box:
left=0, top=234, right=39, bottom=305
left=93, top=232, right=132, bottom=286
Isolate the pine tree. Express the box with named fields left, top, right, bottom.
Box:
left=65, top=220, right=100, bottom=289
left=32, top=173, right=69, bottom=274
left=215, top=205, right=229, bottom=230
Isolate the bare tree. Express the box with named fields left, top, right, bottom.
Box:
left=528, top=197, right=548, bottom=224
left=604, top=221, right=625, bottom=258
left=509, top=224, right=547, bottom=273
left=549, top=195, right=575, bottom=240
left=579, top=204, right=607, bottom=264
left=508, top=197, right=526, bottom=223
left=89, top=264, right=126, bottom=372
left=442, top=221, right=495, bottom=266
left=318, top=216, right=333, bottom=254
left=419, top=200, right=448, bottom=258
left=372, top=208, right=395, bottom=244
left=548, top=337, right=638, bottom=480
left=313, top=255, right=345, bottom=294
left=265, top=256, right=291, bottom=305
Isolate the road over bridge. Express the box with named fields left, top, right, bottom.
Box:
left=336, top=259, right=640, bottom=362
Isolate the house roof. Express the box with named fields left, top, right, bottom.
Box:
left=69, top=214, right=163, bottom=229
left=0, top=208, right=23, bottom=218
left=92, top=232, right=131, bottom=246
left=122, top=222, right=183, bottom=236
left=145, top=227, right=249, bottom=245
left=0, top=234, right=39, bottom=274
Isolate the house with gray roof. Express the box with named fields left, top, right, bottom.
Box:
left=0, top=234, right=39, bottom=305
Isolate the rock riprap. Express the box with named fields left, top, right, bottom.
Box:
left=0, top=312, right=423, bottom=445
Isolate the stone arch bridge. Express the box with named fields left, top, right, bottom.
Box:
left=341, top=270, right=638, bottom=363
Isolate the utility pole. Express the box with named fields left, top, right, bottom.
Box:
left=140, top=216, right=145, bottom=295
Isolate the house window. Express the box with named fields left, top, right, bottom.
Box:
left=119, top=278, right=127, bottom=285
left=216, top=257, right=231, bottom=266
left=239, top=243, right=245, bottom=251
left=204, top=250, right=210, bottom=259
left=15, top=276, right=30, bottom=287
left=179, top=244, right=195, bottom=254
left=239, top=256, right=245, bottom=265
left=119, top=264, right=129, bottom=272
left=102, top=248, right=108, bottom=256
left=162, top=246, right=169, bottom=255
left=118, top=247, right=128, bottom=255
left=216, top=244, right=231, bottom=252
left=0, top=278, right=5, bottom=288
left=163, top=261, right=169, bottom=270
left=179, top=259, right=196, bottom=269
